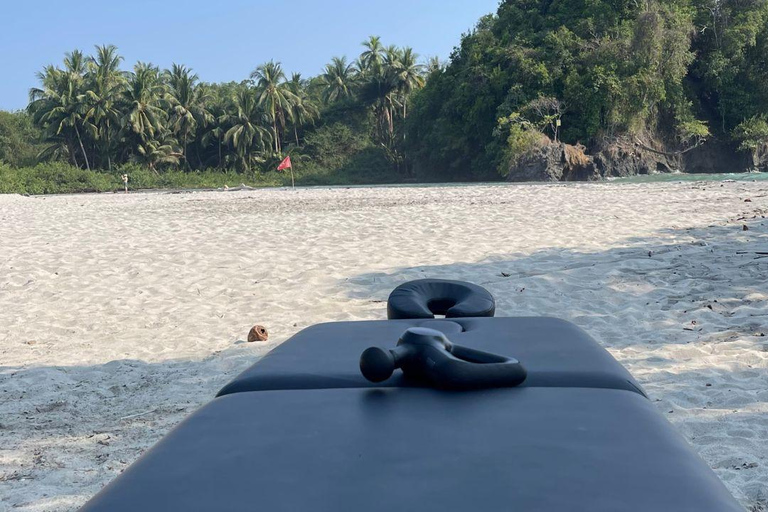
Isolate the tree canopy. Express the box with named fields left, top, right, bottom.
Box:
left=407, top=0, right=768, bottom=179
left=12, top=40, right=429, bottom=179
left=3, top=1, right=768, bottom=187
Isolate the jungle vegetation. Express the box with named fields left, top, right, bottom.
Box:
left=2, top=0, right=768, bottom=192
left=407, top=0, right=768, bottom=179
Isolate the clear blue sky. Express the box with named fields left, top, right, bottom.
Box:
left=0, top=0, right=499, bottom=111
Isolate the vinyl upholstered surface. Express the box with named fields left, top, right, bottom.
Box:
left=80, top=387, right=742, bottom=512
left=217, top=317, right=646, bottom=396
left=386, top=278, right=496, bottom=319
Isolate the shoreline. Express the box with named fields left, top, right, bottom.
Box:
left=2, top=170, right=766, bottom=199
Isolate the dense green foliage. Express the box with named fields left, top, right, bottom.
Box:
left=0, top=111, right=45, bottom=167
left=733, top=115, right=768, bottom=151
left=0, top=37, right=426, bottom=193
left=407, top=0, right=768, bottom=179
left=3, top=1, right=768, bottom=192
left=0, top=157, right=402, bottom=195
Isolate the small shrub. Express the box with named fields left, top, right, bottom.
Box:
left=0, top=163, right=288, bottom=195
left=0, top=162, right=115, bottom=194
left=733, top=115, right=768, bottom=152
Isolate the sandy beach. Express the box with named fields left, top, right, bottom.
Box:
left=1, top=181, right=767, bottom=511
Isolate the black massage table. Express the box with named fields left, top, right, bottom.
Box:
left=216, top=317, right=645, bottom=396
left=79, top=279, right=742, bottom=511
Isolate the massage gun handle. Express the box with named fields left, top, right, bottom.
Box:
left=409, top=344, right=527, bottom=390
left=360, top=337, right=527, bottom=390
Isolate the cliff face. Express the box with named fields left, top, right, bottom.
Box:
left=592, top=141, right=676, bottom=178
left=683, top=140, right=760, bottom=174
left=507, top=137, right=768, bottom=182
left=506, top=142, right=598, bottom=182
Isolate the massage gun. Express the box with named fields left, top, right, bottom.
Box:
left=359, top=327, right=527, bottom=390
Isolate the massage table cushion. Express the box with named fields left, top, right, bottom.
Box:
left=80, top=387, right=741, bottom=512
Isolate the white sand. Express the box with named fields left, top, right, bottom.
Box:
left=1, top=181, right=767, bottom=511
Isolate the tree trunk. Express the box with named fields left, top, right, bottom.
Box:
left=183, top=133, right=189, bottom=171
left=106, top=119, right=112, bottom=171
left=379, top=107, right=388, bottom=143
left=68, top=139, right=80, bottom=169
left=74, top=123, right=90, bottom=171
left=273, top=118, right=279, bottom=154
left=294, top=124, right=299, bottom=146
left=402, top=101, right=408, bottom=142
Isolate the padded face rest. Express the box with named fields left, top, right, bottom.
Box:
left=216, top=318, right=646, bottom=397
left=387, top=279, right=496, bottom=319
left=79, top=388, right=743, bottom=512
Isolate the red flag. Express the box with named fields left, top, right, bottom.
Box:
left=277, top=155, right=292, bottom=171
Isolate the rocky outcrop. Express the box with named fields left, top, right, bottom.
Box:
left=751, top=144, right=768, bottom=172
left=592, top=139, right=677, bottom=177
left=507, top=136, right=768, bottom=182
left=682, top=139, right=755, bottom=173
left=506, top=142, right=598, bottom=182
left=593, top=137, right=768, bottom=176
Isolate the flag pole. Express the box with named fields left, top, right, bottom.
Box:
left=290, top=156, right=295, bottom=189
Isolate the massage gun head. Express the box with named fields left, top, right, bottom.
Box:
left=360, top=346, right=396, bottom=382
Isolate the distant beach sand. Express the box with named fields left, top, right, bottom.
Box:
left=1, top=181, right=767, bottom=510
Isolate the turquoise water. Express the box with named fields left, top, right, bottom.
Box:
left=329, top=172, right=768, bottom=189
left=609, top=171, right=768, bottom=183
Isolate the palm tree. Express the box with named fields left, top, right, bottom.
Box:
left=221, top=87, right=272, bottom=173
left=358, top=46, right=425, bottom=142
left=250, top=61, right=295, bottom=154
left=133, top=133, right=182, bottom=172
left=164, top=64, right=212, bottom=169
left=391, top=47, right=424, bottom=118
left=382, top=45, right=401, bottom=69
left=425, top=56, right=443, bottom=75
left=320, top=56, right=356, bottom=104
left=201, top=122, right=226, bottom=168
left=358, top=68, right=399, bottom=145
left=63, top=49, right=88, bottom=77
left=122, top=62, right=168, bottom=158
left=28, top=55, right=94, bottom=170
left=286, top=73, right=319, bottom=145
left=359, top=36, right=384, bottom=75
left=84, top=44, right=125, bottom=170
left=356, top=45, right=405, bottom=144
